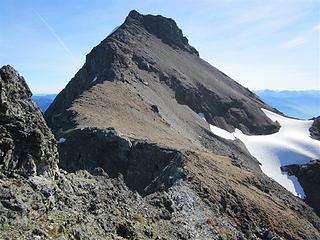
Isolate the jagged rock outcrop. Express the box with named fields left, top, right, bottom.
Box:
left=57, top=127, right=132, bottom=175
left=0, top=65, right=58, bottom=176
left=282, top=160, right=320, bottom=215
left=310, top=116, right=320, bottom=140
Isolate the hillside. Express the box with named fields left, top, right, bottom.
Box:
left=1, top=10, right=319, bottom=240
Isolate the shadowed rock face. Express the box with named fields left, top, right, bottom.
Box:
left=57, top=127, right=184, bottom=196
left=282, top=160, right=320, bottom=215
left=0, top=65, right=58, bottom=176
left=310, top=117, right=320, bottom=140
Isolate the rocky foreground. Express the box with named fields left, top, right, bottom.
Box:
left=1, top=10, right=320, bottom=240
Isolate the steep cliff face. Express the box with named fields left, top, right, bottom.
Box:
left=0, top=65, right=58, bottom=176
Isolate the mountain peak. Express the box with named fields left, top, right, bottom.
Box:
left=46, top=10, right=280, bottom=137
left=127, top=9, right=143, bottom=20
left=124, top=10, right=199, bottom=56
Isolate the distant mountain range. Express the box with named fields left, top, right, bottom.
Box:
left=33, top=90, right=320, bottom=120
left=32, top=94, right=57, bottom=112
left=255, top=90, right=320, bottom=119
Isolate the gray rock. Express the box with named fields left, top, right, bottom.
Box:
left=0, top=65, right=58, bottom=177
left=310, top=116, right=320, bottom=140
left=0, top=10, right=319, bottom=240
left=57, top=127, right=132, bottom=176
left=281, top=160, right=320, bottom=215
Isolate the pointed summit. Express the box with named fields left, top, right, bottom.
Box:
left=123, top=10, right=199, bottom=56
left=46, top=10, right=279, bottom=138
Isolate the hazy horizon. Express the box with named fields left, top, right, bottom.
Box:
left=32, top=89, right=320, bottom=95
left=32, top=90, right=320, bottom=120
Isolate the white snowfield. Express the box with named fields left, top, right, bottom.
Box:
left=199, top=109, right=320, bottom=197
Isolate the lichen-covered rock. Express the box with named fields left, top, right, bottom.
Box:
left=0, top=65, right=58, bottom=176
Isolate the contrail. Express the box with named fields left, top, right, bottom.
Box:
left=32, top=8, right=76, bottom=62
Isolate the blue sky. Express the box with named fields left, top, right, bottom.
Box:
left=0, top=0, right=319, bottom=93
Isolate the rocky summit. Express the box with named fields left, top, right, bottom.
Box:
left=0, top=10, right=319, bottom=240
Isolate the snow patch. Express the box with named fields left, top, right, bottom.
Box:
left=58, top=138, right=66, bottom=144
left=233, top=109, right=320, bottom=197
left=209, top=125, right=236, bottom=140
left=198, top=112, right=235, bottom=140
left=204, top=108, right=320, bottom=197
